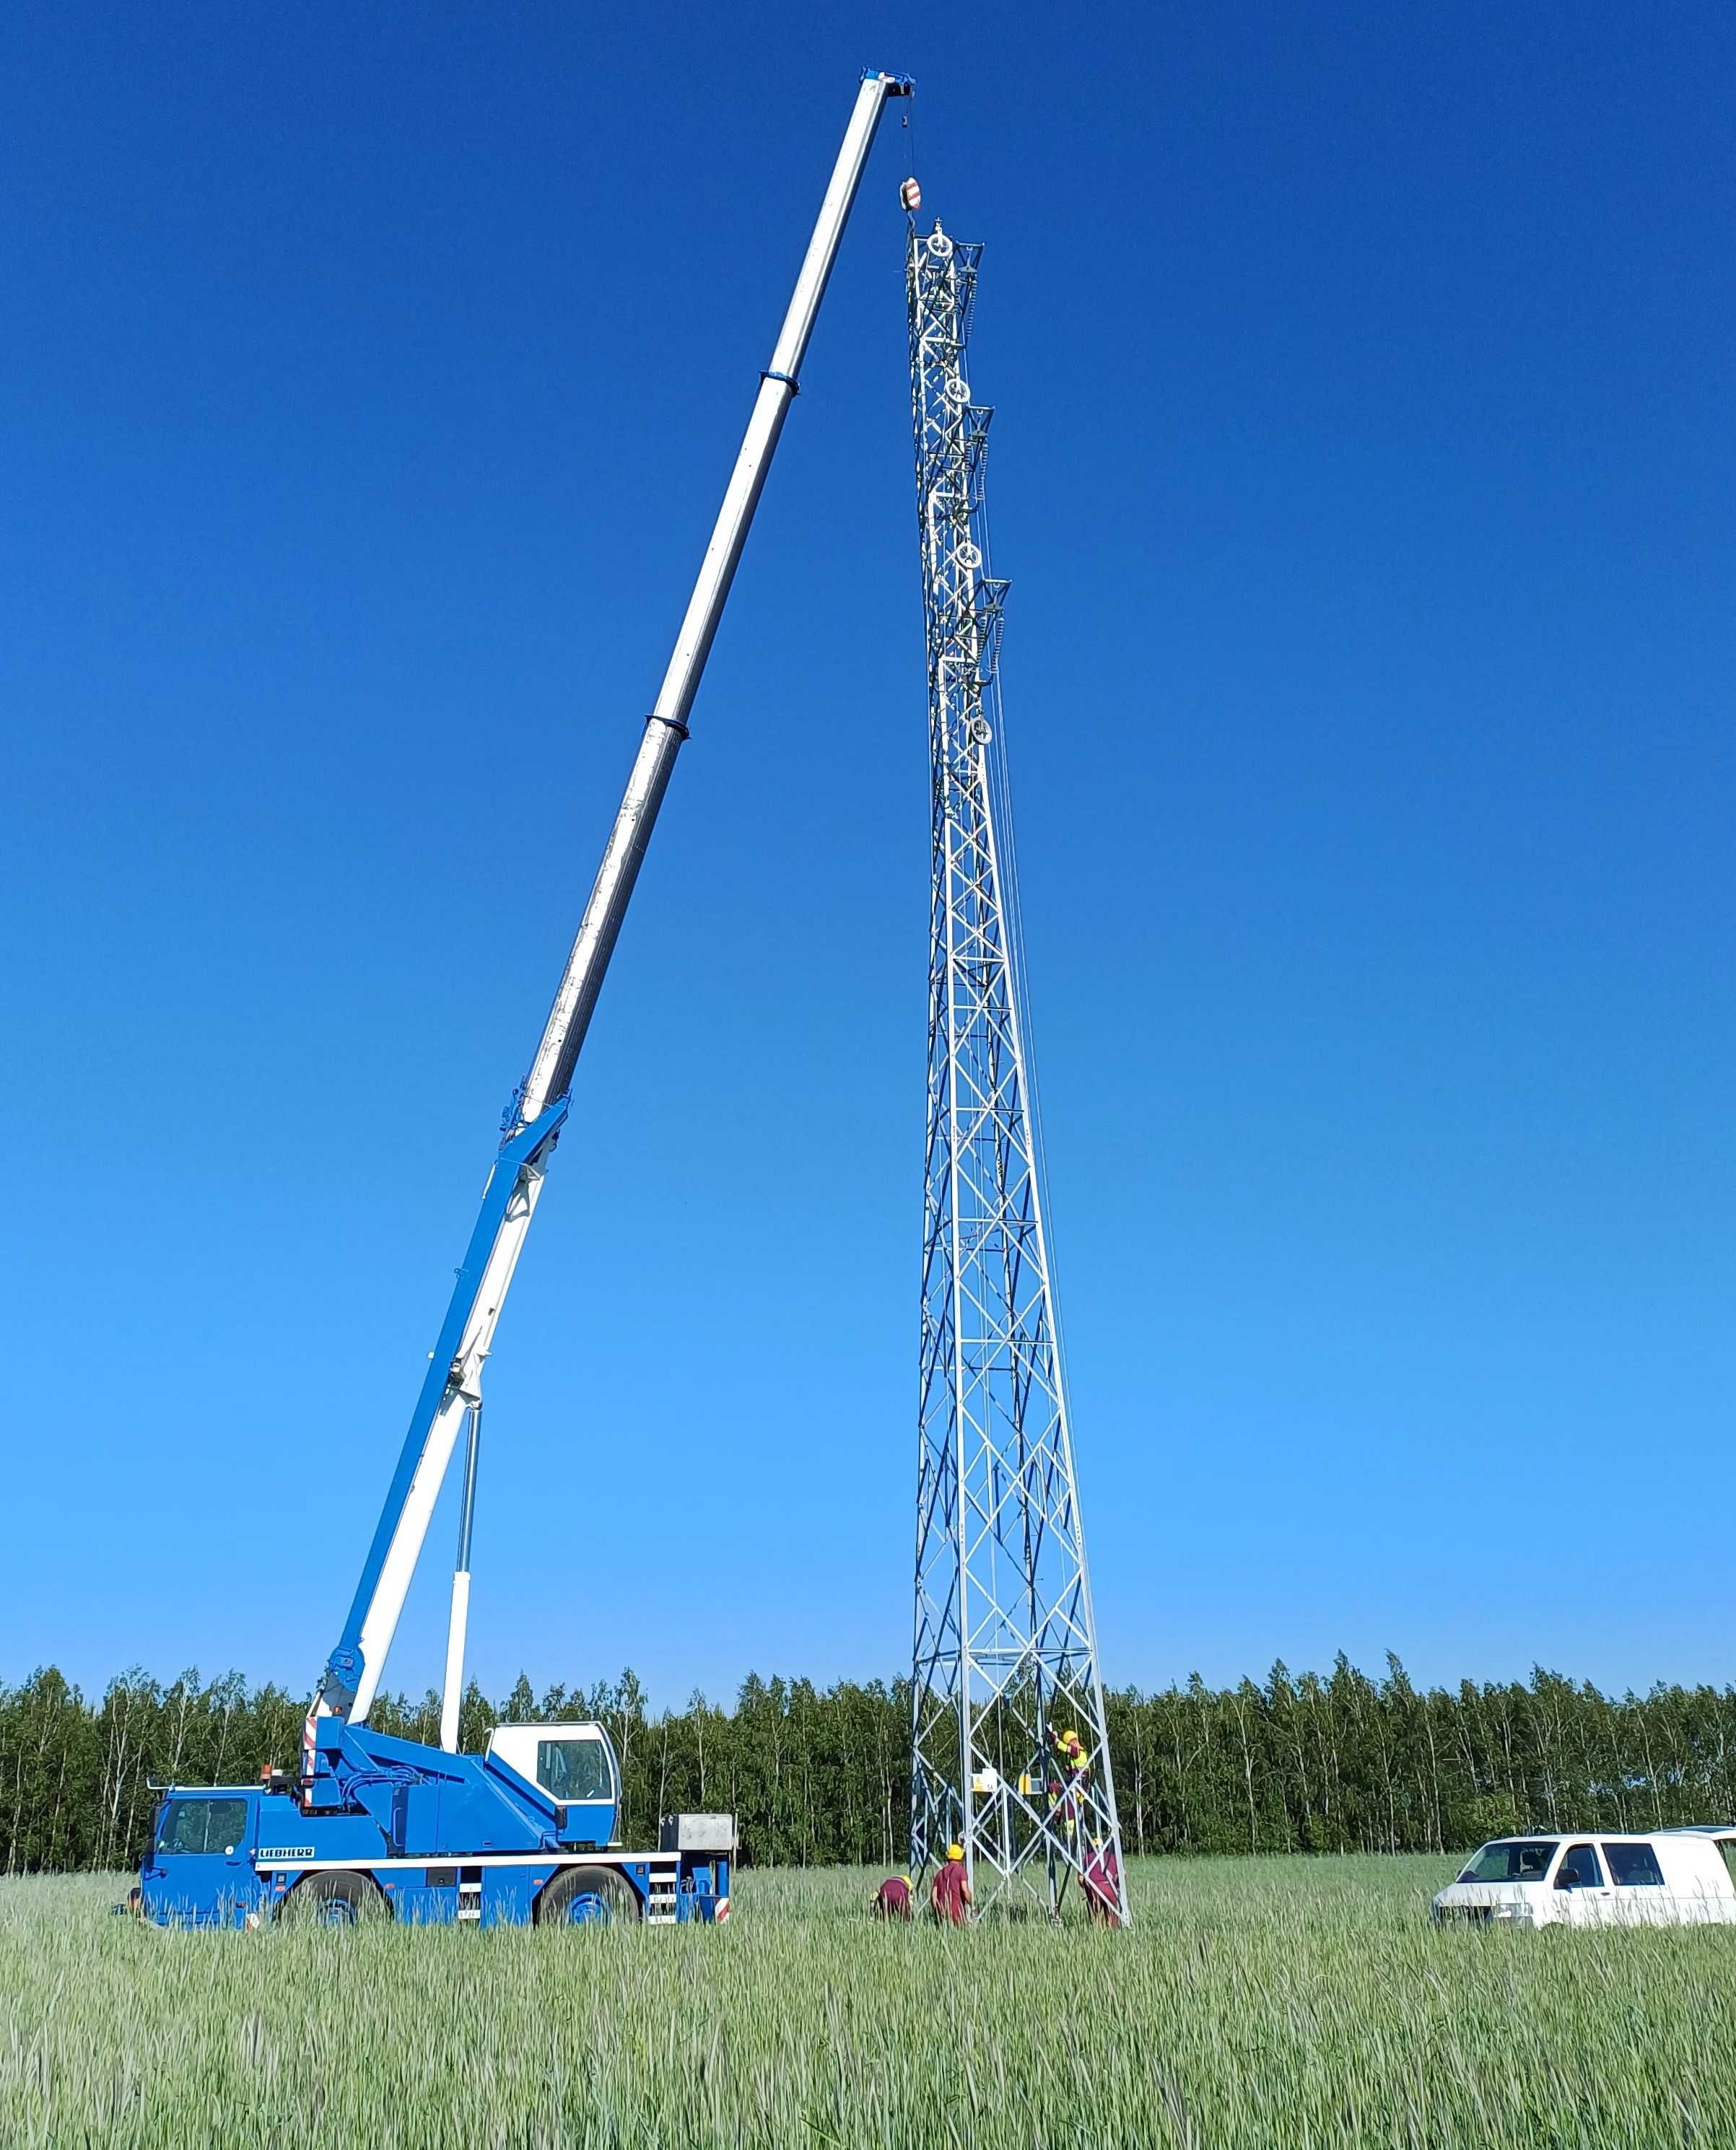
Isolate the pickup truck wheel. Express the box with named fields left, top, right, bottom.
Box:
left=537, top=1865, right=640, bottom=1927
left=278, top=1871, right=390, bottom=1926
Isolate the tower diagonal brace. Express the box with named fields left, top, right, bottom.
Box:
left=906, top=222, right=1129, bottom=1923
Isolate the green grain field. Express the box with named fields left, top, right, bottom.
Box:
left=3, top=1857, right=1732, bottom=2149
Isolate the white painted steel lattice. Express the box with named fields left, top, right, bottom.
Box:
left=907, top=224, right=1127, bottom=1922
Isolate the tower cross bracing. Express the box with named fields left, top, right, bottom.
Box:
left=907, top=222, right=1128, bottom=1922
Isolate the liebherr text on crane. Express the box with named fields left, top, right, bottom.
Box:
left=134, top=69, right=912, bottom=1931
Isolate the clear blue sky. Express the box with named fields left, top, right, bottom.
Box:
left=4, top=3, right=1733, bottom=1710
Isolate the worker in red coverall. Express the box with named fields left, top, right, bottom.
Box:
left=1083, top=1837, right=1122, bottom=1927
left=872, top=1874, right=913, bottom=1920
left=930, top=1843, right=972, bottom=1925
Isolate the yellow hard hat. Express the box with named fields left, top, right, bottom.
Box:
left=946, top=1843, right=964, bottom=1861
left=1063, top=1729, right=1080, bottom=1745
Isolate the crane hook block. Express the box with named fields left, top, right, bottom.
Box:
left=900, top=177, right=922, bottom=214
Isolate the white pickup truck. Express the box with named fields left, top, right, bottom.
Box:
left=1432, top=1827, right=1736, bottom=1928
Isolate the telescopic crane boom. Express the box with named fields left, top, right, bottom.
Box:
left=311, top=70, right=912, bottom=1742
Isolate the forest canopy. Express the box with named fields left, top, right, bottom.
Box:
left=5, top=1655, right=1733, bottom=1874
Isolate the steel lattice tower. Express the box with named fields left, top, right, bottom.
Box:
left=907, top=222, right=1128, bottom=1923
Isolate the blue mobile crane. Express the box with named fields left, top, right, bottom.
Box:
left=136, top=70, right=912, bottom=1930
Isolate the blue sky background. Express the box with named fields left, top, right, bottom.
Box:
left=4, top=3, right=1733, bottom=1710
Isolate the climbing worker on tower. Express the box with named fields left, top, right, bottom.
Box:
left=1052, top=1725, right=1089, bottom=1786
left=1048, top=1725, right=1090, bottom=1843
left=930, top=1843, right=972, bottom=1926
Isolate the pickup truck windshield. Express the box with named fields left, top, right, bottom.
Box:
left=1458, top=1840, right=1557, bottom=1882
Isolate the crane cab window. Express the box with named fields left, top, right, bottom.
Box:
left=157, top=1798, right=248, bottom=1856
left=536, top=1739, right=611, bottom=1804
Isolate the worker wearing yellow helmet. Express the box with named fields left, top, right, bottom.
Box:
left=1047, top=1726, right=1089, bottom=1842
left=930, top=1842, right=972, bottom=1925
left=871, top=1871, right=914, bottom=1920
left=1052, top=1726, right=1089, bottom=1780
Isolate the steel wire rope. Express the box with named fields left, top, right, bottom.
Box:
left=981, top=554, right=1129, bottom=1908
left=973, top=372, right=1096, bottom=1723
left=961, top=354, right=1060, bottom=1819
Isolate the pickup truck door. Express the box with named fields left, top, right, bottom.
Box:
left=1552, top=1840, right=1613, bottom=1925
left=1600, top=1837, right=1675, bottom=1923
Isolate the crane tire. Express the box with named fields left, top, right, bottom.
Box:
left=536, top=1864, right=641, bottom=1928
left=278, top=1870, right=390, bottom=1926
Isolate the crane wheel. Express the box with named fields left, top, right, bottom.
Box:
left=277, top=1870, right=390, bottom=1926
left=536, top=1864, right=640, bottom=1928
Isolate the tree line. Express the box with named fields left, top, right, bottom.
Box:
left=4, top=1653, right=1735, bottom=1875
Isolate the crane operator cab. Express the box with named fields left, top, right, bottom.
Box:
left=485, top=1721, right=620, bottom=1848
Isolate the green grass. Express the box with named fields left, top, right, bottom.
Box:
left=4, top=1857, right=1735, bottom=2146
